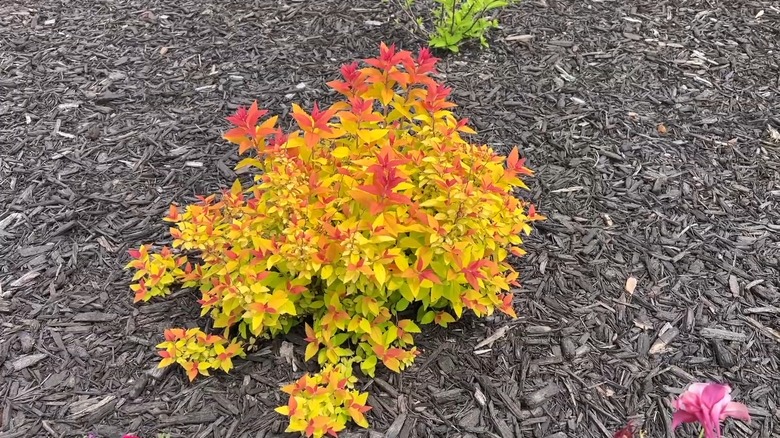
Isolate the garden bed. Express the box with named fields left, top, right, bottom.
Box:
left=0, top=0, right=778, bottom=437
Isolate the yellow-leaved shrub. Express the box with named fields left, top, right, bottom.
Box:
left=126, top=42, right=543, bottom=437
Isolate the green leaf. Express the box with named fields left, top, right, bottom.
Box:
left=395, top=298, right=410, bottom=312
left=333, top=333, right=350, bottom=346
left=429, top=35, right=448, bottom=49
left=360, top=355, right=378, bottom=377
left=419, top=310, right=435, bottom=325
left=400, top=320, right=421, bottom=333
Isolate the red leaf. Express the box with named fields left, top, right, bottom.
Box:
left=357, top=184, right=384, bottom=197
left=419, top=269, right=440, bottom=284
left=226, top=106, right=248, bottom=126
left=245, top=101, right=268, bottom=128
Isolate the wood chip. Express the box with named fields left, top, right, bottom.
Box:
left=711, top=340, right=736, bottom=368
left=73, top=312, right=118, bottom=322
left=12, top=353, right=47, bottom=371
left=279, top=340, right=297, bottom=372
left=384, top=413, right=407, bottom=438
left=728, top=275, right=739, bottom=297
left=700, top=327, right=748, bottom=342
left=9, top=271, right=41, bottom=287
left=159, top=410, right=218, bottom=426
left=523, top=383, right=561, bottom=408
left=69, top=395, right=117, bottom=420
left=768, top=124, right=780, bottom=142
left=18, top=244, right=54, bottom=257
left=625, top=276, right=637, bottom=295
left=742, top=316, right=780, bottom=343
left=506, top=34, right=534, bottom=42
left=649, top=323, right=679, bottom=354
left=473, top=325, right=511, bottom=350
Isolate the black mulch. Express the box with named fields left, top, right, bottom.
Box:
left=1, top=0, right=779, bottom=437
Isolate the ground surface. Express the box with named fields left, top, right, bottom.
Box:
left=1, top=0, right=779, bottom=437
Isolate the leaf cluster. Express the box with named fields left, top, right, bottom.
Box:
left=156, top=328, right=245, bottom=381
left=275, top=362, right=371, bottom=437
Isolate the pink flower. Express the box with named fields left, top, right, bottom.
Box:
left=672, top=382, right=750, bottom=438
left=122, top=435, right=140, bottom=438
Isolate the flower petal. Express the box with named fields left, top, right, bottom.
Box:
left=675, top=391, right=702, bottom=413
left=701, top=383, right=730, bottom=409
left=687, top=382, right=710, bottom=396
left=671, top=410, right=699, bottom=429
left=721, top=402, right=751, bottom=421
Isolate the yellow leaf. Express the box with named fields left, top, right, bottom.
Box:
left=235, top=157, right=264, bottom=171
left=251, top=236, right=274, bottom=252
left=348, top=316, right=361, bottom=332
left=380, top=87, right=393, bottom=106
left=274, top=405, right=290, bottom=416
left=278, top=300, right=297, bottom=316
left=370, top=326, right=384, bottom=346
left=398, top=237, right=421, bottom=249
left=305, top=342, right=319, bottom=361
left=230, top=179, right=242, bottom=195
left=451, top=300, right=464, bottom=318
left=373, top=262, right=386, bottom=285
left=384, top=325, right=398, bottom=344
left=321, top=265, right=334, bottom=280
left=384, top=357, right=401, bottom=372
left=251, top=315, right=264, bottom=333
left=394, top=253, right=409, bottom=271
left=340, top=118, right=359, bottom=134
left=458, top=124, right=477, bottom=134
left=400, top=320, right=421, bottom=333
left=358, top=318, right=372, bottom=334
left=367, top=299, right=380, bottom=316
left=357, top=129, right=388, bottom=143
left=349, top=407, right=369, bottom=428
left=390, top=102, right=413, bottom=120
left=286, top=417, right=307, bottom=432
left=332, top=146, right=351, bottom=158
left=370, top=235, right=396, bottom=244
left=420, top=197, right=445, bottom=208
left=407, top=281, right=420, bottom=300
left=266, top=254, right=283, bottom=269
left=326, top=348, right=339, bottom=364
left=430, top=285, right=442, bottom=303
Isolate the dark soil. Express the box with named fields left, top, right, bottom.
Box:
left=1, top=0, right=779, bottom=437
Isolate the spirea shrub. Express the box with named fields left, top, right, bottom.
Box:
left=126, top=43, right=543, bottom=436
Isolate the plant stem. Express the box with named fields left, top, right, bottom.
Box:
left=460, top=4, right=485, bottom=38
left=395, top=0, right=427, bottom=36
left=698, top=429, right=705, bottom=438
left=450, top=0, right=458, bottom=34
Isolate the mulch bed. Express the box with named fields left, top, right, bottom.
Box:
left=1, top=0, right=779, bottom=437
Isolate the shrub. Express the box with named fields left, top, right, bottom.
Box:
left=400, top=0, right=517, bottom=52
left=126, top=42, right=543, bottom=436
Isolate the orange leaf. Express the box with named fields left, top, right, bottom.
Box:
left=507, top=147, right=519, bottom=169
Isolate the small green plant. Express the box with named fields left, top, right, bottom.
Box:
left=401, top=0, right=517, bottom=52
